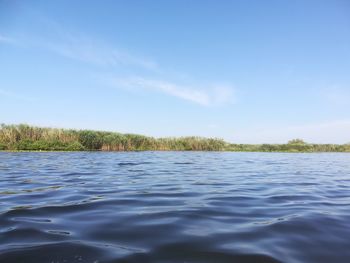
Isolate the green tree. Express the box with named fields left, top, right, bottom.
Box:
left=288, top=139, right=306, bottom=145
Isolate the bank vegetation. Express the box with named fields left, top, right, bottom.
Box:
left=0, top=124, right=349, bottom=152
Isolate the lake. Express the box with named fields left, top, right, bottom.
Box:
left=0, top=152, right=350, bottom=263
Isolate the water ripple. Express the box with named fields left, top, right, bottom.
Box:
left=0, top=152, right=350, bottom=262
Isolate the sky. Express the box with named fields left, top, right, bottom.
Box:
left=1, top=0, right=350, bottom=144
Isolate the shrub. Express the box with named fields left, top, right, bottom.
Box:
left=0, top=142, right=6, bottom=150
left=78, top=131, right=103, bottom=150
left=66, top=141, right=85, bottom=151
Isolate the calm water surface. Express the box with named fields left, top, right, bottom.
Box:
left=0, top=152, right=350, bottom=263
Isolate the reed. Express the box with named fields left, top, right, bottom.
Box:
left=0, top=124, right=349, bottom=152
left=0, top=124, right=226, bottom=151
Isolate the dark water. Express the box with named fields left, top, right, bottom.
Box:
left=1, top=152, right=350, bottom=263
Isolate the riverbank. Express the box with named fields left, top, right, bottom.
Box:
left=1, top=124, right=349, bottom=152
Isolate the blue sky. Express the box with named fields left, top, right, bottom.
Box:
left=1, top=0, right=350, bottom=143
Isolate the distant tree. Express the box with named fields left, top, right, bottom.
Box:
left=287, top=139, right=307, bottom=145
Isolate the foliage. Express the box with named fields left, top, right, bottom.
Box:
left=288, top=139, right=306, bottom=145
left=0, top=124, right=349, bottom=152
left=0, top=142, right=6, bottom=150
left=78, top=130, right=103, bottom=150
left=0, top=124, right=226, bottom=151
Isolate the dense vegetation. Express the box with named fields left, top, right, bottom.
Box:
left=226, top=140, right=350, bottom=153
left=0, top=124, right=349, bottom=152
left=0, top=124, right=226, bottom=151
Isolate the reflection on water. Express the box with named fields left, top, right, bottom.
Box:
left=0, top=152, right=350, bottom=263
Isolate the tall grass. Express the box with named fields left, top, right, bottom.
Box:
left=0, top=124, right=226, bottom=151
left=0, top=124, right=349, bottom=152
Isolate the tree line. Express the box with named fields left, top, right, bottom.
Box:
left=0, top=124, right=349, bottom=152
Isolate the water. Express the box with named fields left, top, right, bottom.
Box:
left=0, top=152, right=350, bottom=263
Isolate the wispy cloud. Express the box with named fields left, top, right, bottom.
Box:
left=0, top=31, right=157, bottom=70
left=1, top=12, right=235, bottom=107
left=3, top=30, right=235, bottom=106
left=107, top=76, right=235, bottom=106
left=42, top=35, right=158, bottom=70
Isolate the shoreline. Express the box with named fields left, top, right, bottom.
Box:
left=1, top=150, right=349, bottom=153
left=1, top=124, right=349, bottom=153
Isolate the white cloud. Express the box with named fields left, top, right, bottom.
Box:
left=0, top=31, right=157, bottom=70
left=2, top=30, right=235, bottom=106
left=109, top=76, right=235, bottom=106
left=1, top=17, right=235, bottom=107
left=42, top=35, right=158, bottom=70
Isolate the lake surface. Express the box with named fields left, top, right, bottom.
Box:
left=0, top=152, right=350, bottom=263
